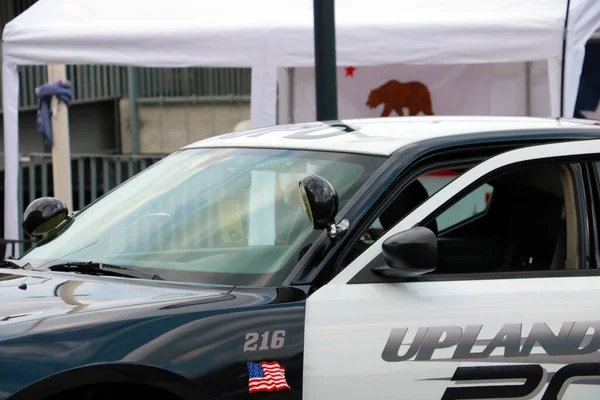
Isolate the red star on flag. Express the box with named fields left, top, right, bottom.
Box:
left=345, top=66, right=356, bottom=77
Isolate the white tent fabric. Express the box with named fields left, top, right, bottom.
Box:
left=3, top=0, right=600, bottom=249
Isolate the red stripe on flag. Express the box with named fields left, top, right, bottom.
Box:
left=248, top=362, right=291, bottom=393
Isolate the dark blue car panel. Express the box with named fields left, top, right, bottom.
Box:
left=0, top=270, right=306, bottom=400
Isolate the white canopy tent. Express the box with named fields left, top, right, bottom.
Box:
left=3, top=0, right=600, bottom=247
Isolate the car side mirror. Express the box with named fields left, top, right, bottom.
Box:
left=298, top=174, right=349, bottom=240
left=372, top=226, right=437, bottom=278
left=22, top=197, right=70, bottom=237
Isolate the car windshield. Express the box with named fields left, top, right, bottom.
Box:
left=20, top=147, right=386, bottom=287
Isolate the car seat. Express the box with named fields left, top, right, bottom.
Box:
left=379, top=179, right=437, bottom=235
left=342, top=179, right=435, bottom=266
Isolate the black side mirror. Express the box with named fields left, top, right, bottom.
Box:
left=373, top=226, right=437, bottom=278
left=299, top=174, right=349, bottom=240
left=22, top=197, right=69, bottom=237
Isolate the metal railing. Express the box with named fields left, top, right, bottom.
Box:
left=2, top=66, right=252, bottom=111
left=1, top=239, right=34, bottom=259
left=9, top=65, right=127, bottom=111
left=2, top=66, right=252, bottom=112
left=135, top=67, right=251, bottom=102
left=0, top=152, right=167, bottom=256
left=21, top=152, right=167, bottom=213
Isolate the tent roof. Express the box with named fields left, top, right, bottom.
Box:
left=3, top=0, right=600, bottom=68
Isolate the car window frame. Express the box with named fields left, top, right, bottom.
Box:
left=326, top=138, right=600, bottom=286
left=585, top=162, right=600, bottom=268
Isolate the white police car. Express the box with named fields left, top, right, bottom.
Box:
left=3, top=116, right=600, bottom=400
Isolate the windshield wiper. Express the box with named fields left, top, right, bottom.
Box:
left=47, top=261, right=164, bottom=280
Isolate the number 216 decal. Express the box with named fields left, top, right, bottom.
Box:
left=243, top=330, right=286, bottom=352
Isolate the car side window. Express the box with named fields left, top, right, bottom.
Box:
left=420, top=172, right=494, bottom=232
left=340, top=162, right=581, bottom=275
left=341, top=169, right=465, bottom=264
left=354, top=170, right=464, bottom=244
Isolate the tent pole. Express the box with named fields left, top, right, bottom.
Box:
left=289, top=68, right=295, bottom=123
left=526, top=62, right=532, bottom=116
left=127, top=66, right=140, bottom=154
left=47, top=64, right=73, bottom=213
left=313, top=0, right=338, bottom=121
left=560, top=0, right=572, bottom=117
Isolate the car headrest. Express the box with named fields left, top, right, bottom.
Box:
left=380, top=179, right=436, bottom=234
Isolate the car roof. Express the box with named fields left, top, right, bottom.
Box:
left=183, top=116, right=600, bottom=156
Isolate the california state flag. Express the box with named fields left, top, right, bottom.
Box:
left=286, top=63, right=551, bottom=123
left=279, top=63, right=536, bottom=228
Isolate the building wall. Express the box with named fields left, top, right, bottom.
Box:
left=118, top=98, right=250, bottom=154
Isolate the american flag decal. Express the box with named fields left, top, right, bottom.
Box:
left=247, top=361, right=291, bottom=393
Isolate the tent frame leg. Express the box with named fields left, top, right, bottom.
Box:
left=526, top=61, right=532, bottom=116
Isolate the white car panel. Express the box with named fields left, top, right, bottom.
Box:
left=183, top=116, right=598, bottom=156
left=304, top=277, right=600, bottom=399
left=304, top=138, right=600, bottom=399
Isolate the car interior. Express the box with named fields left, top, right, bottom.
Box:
left=344, top=163, right=579, bottom=274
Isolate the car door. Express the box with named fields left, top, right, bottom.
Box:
left=303, top=139, right=600, bottom=400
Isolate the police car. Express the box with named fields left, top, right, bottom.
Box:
left=3, top=116, right=600, bottom=400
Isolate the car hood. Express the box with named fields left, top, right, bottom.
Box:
left=0, top=268, right=308, bottom=400
left=0, top=268, right=234, bottom=333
